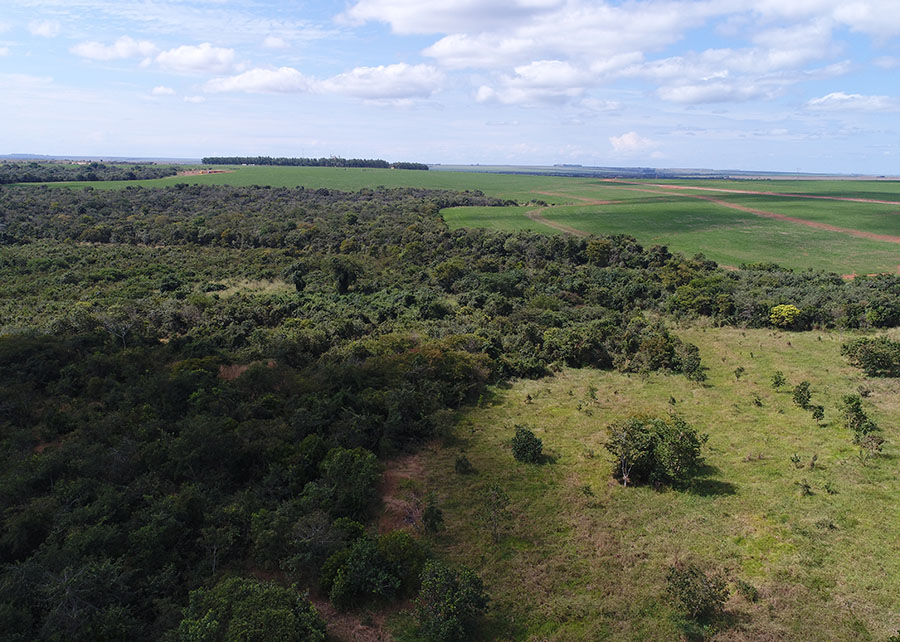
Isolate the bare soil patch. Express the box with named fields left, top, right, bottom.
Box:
left=177, top=169, right=235, bottom=176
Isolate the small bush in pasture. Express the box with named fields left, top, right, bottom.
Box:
left=454, top=455, right=475, bottom=475
left=665, top=562, right=729, bottom=621
left=735, top=578, right=759, bottom=603
left=771, top=371, right=786, bottom=389
left=792, top=381, right=811, bottom=409
left=511, top=425, right=543, bottom=463
left=841, top=337, right=900, bottom=377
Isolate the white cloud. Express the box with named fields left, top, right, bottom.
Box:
left=321, top=63, right=443, bottom=100
left=806, top=91, right=898, bottom=111
left=0, top=21, right=9, bottom=34
left=0, top=47, right=8, bottom=57
left=610, top=131, right=657, bottom=153
left=205, top=67, right=313, bottom=93
left=658, top=82, right=773, bottom=104
left=263, top=36, right=289, bottom=49
left=341, top=0, right=562, bottom=34
left=183, top=95, right=206, bottom=103
left=156, top=43, right=235, bottom=74
left=71, top=36, right=157, bottom=61
left=28, top=20, right=61, bottom=38
left=151, top=85, right=175, bottom=96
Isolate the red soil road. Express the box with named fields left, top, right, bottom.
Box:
left=524, top=207, right=589, bottom=236
left=602, top=179, right=900, bottom=206
left=602, top=184, right=900, bottom=245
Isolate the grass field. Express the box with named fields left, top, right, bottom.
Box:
left=409, top=327, right=900, bottom=641
left=29, top=166, right=900, bottom=275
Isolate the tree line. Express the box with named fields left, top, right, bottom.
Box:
left=0, top=161, right=178, bottom=184
left=200, top=156, right=429, bottom=170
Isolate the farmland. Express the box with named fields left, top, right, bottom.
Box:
left=35, top=165, right=900, bottom=275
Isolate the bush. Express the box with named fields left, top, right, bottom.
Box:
left=665, top=562, right=729, bottom=621
left=841, top=394, right=879, bottom=441
left=511, top=425, right=543, bottom=463
left=841, top=337, right=900, bottom=377
left=454, top=455, right=475, bottom=475
left=792, top=381, right=811, bottom=409
left=177, top=577, right=325, bottom=642
left=416, top=561, right=489, bottom=642
left=770, top=304, right=802, bottom=328
left=605, top=415, right=707, bottom=487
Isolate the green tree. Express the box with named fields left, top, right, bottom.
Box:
left=177, top=577, right=325, bottom=642
left=511, top=425, right=543, bottom=463
left=416, top=561, right=489, bottom=642
left=792, top=381, right=811, bottom=409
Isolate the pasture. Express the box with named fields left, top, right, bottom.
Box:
left=409, top=327, right=900, bottom=641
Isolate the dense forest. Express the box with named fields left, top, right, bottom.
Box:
left=2, top=183, right=900, bottom=640
left=0, top=162, right=178, bottom=184
left=201, top=157, right=429, bottom=170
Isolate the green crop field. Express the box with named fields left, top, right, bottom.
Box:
left=28, top=166, right=900, bottom=275
left=405, top=327, right=900, bottom=641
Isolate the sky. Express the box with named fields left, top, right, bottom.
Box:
left=1, top=0, right=899, bottom=173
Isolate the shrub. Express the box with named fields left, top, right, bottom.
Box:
left=771, top=371, right=786, bottom=389
left=769, top=304, right=802, bottom=328
left=665, top=562, right=729, bottom=621
left=177, top=577, right=325, bottom=642
left=454, top=455, right=475, bottom=475
left=416, top=561, right=489, bottom=642
left=605, top=415, right=707, bottom=487
left=841, top=337, right=900, bottom=377
left=841, top=394, right=879, bottom=441
left=792, top=381, right=811, bottom=409
left=511, top=425, right=543, bottom=463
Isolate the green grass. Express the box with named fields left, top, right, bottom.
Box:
left=417, top=327, right=900, bottom=641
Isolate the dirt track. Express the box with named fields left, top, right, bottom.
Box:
left=524, top=207, right=588, bottom=236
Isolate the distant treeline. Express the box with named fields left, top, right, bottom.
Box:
left=201, top=156, right=429, bottom=170
left=0, top=161, right=178, bottom=184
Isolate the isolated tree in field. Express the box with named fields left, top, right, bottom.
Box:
left=771, top=371, right=786, bottom=390
left=605, top=415, right=707, bottom=488
left=811, top=405, right=825, bottom=426
left=416, top=561, right=489, bottom=642
left=511, top=425, right=543, bottom=463
left=792, top=381, right=811, bottom=409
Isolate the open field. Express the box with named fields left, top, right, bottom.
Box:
left=26, top=166, right=900, bottom=274
left=411, top=327, right=900, bottom=641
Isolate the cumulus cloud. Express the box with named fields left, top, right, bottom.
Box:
left=71, top=36, right=157, bottom=61
left=151, top=85, right=175, bottom=96
left=806, top=91, right=898, bottom=111
left=205, top=67, right=313, bottom=93
left=320, top=63, right=444, bottom=100
left=156, top=43, right=235, bottom=74
left=29, top=20, right=61, bottom=38
left=610, top=131, right=657, bottom=153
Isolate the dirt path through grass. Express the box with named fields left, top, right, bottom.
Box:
left=524, top=207, right=589, bottom=236
left=631, top=181, right=900, bottom=206
left=607, top=184, right=900, bottom=244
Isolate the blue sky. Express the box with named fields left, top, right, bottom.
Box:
left=1, top=0, right=899, bottom=173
